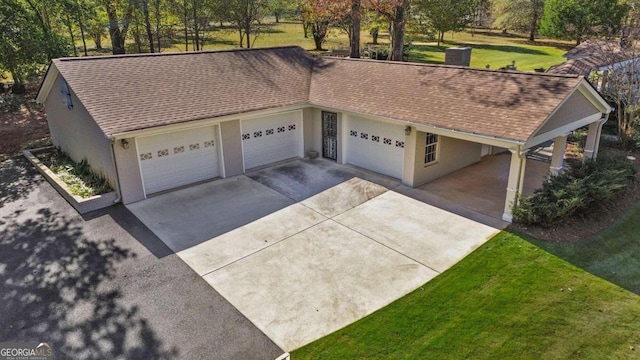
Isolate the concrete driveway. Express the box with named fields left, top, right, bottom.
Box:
left=127, top=159, right=499, bottom=352
left=0, top=158, right=283, bottom=360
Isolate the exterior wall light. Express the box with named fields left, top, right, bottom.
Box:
left=405, top=126, right=412, bottom=135
left=121, top=139, right=129, bottom=149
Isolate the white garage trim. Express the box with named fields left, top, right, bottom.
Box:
left=344, top=114, right=405, bottom=179
left=241, top=110, right=303, bottom=171
left=136, top=125, right=222, bottom=196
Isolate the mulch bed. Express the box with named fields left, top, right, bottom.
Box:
left=509, top=147, right=640, bottom=243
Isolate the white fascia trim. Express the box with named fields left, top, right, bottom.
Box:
left=35, top=64, right=59, bottom=104
left=524, top=113, right=603, bottom=149
left=577, top=79, right=613, bottom=113
left=109, top=103, right=309, bottom=140
left=309, top=103, right=522, bottom=148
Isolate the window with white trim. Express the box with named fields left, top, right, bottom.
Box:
left=424, top=133, right=439, bottom=165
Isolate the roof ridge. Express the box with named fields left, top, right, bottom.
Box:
left=320, top=56, right=582, bottom=79
left=55, top=45, right=305, bottom=62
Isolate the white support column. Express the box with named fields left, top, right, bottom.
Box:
left=550, top=134, right=568, bottom=176
left=502, top=148, right=527, bottom=223
left=584, top=118, right=606, bottom=160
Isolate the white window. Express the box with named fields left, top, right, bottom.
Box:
left=425, top=133, right=438, bottom=165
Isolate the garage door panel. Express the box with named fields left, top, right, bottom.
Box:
left=346, top=116, right=404, bottom=179
left=138, top=126, right=220, bottom=195
left=242, top=112, right=301, bottom=170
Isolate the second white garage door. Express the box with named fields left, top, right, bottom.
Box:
left=345, top=115, right=405, bottom=179
left=241, top=111, right=302, bottom=170
left=137, top=126, right=220, bottom=195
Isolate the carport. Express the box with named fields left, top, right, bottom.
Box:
left=412, top=152, right=551, bottom=221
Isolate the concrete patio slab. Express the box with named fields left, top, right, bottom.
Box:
left=301, top=177, right=388, bottom=217
left=334, top=191, right=499, bottom=272
left=126, top=176, right=294, bottom=252
left=177, top=203, right=326, bottom=275
left=203, top=220, right=438, bottom=352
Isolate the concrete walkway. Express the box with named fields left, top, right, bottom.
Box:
left=128, top=166, right=498, bottom=352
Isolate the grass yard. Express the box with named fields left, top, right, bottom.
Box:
left=527, top=203, right=640, bottom=295
left=75, top=21, right=569, bottom=72
left=292, top=229, right=640, bottom=359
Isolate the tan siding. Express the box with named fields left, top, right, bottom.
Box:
left=535, top=90, right=601, bottom=136
left=114, top=137, right=145, bottom=204
left=220, top=120, right=244, bottom=176
left=303, top=107, right=315, bottom=155
left=44, top=74, right=117, bottom=188
left=412, top=132, right=482, bottom=186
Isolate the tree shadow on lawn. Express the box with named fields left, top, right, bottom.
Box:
left=0, top=207, right=178, bottom=359
left=510, top=206, right=640, bottom=296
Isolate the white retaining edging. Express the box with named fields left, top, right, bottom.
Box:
left=24, top=148, right=118, bottom=214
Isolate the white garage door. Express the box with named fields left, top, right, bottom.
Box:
left=241, top=111, right=302, bottom=170
left=137, top=126, right=220, bottom=195
left=346, top=115, right=405, bottom=179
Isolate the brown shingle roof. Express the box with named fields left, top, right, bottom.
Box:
left=547, top=58, right=599, bottom=76
left=53, top=46, right=314, bottom=136
left=50, top=46, right=587, bottom=142
left=309, top=57, right=583, bottom=142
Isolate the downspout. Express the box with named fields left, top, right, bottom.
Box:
left=109, top=140, right=123, bottom=203
left=593, top=112, right=610, bottom=158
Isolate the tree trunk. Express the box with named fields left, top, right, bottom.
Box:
left=303, top=21, right=308, bottom=38
left=244, top=4, right=251, bottom=48
left=192, top=0, right=199, bottom=51
left=438, top=31, right=444, bottom=47
left=75, top=0, right=88, bottom=56
left=134, top=19, right=142, bottom=53
left=528, top=7, right=538, bottom=42
left=350, top=0, right=361, bottom=58
left=275, top=13, right=280, bottom=23
left=389, top=2, right=406, bottom=61
left=105, top=0, right=125, bottom=55
left=66, top=14, right=78, bottom=56
left=155, top=0, right=161, bottom=52
left=93, top=32, right=102, bottom=49
left=142, top=0, right=154, bottom=52
left=311, top=23, right=326, bottom=51
left=183, top=0, right=189, bottom=51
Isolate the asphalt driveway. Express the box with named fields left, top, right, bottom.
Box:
left=127, top=159, right=499, bottom=351
left=0, top=158, right=283, bottom=360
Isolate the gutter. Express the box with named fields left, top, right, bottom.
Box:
left=109, top=140, right=123, bottom=204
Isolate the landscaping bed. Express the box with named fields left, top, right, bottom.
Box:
left=23, top=147, right=117, bottom=214
left=510, top=146, right=640, bottom=243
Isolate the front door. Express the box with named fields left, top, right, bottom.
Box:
left=322, top=111, right=338, bottom=160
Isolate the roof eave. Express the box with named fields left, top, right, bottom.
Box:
left=35, top=62, right=59, bottom=104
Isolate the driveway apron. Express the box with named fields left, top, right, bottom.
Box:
left=127, top=160, right=499, bottom=352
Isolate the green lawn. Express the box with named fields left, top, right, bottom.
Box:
left=292, top=224, right=640, bottom=358
left=75, top=21, right=568, bottom=72
left=527, top=203, right=640, bottom=295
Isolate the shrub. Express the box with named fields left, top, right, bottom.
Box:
left=513, top=156, right=636, bottom=227
left=37, top=149, right=113, bottom=198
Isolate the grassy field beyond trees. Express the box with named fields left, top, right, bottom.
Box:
left=70, top=20, right=569, bottom=72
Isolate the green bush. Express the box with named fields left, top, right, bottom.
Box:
left=513, top=156, right=636, bottom=227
